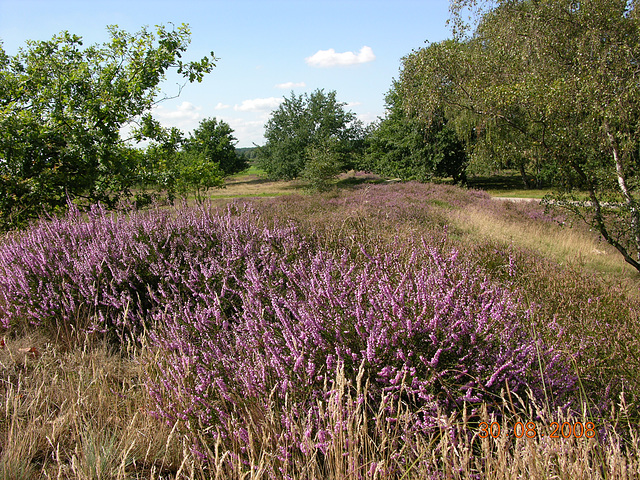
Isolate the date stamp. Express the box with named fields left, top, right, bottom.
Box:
left=478, top=421, right=596, bottom=439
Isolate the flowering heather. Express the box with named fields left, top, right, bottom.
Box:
left=0, top=192, right=582, bottom=470
left=140, top=206, right=575, bottom=464
left=0, top=203, right=300, bottom=338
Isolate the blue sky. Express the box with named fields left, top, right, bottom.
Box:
left=0, top=1, right=453, bottom=147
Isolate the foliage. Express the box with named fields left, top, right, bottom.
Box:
left=183, top=117, right=246, bottom=176
left=257, top=89, right=364, bottom=180
left=401, top=0, right=640, bottom=272
left=138, top=119, right=233, bottom=204
left=136, top=125, right=184, bottom=204
left=0, top=24, right=216, bottom=230
left=173, top=151, right=224, bottom=203
left=236, top=146, right=260, bottom=161
left=301, top=138, right=343, bottom=191
left=365, top=82, right=467, bottom=183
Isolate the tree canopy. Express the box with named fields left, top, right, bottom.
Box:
left=364, top=81, right=467, bottom=184
left=257, top=89, right=364, bottom=181
left=400, top=0, right=640, bottom=272
left=183, top=117, right=245, bottom=177
left=139, top=117, right=240, bottom=204
left=0, top=24, right=216, bottom=229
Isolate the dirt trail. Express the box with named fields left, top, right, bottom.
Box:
left=492, top=196, right=541, bottom=202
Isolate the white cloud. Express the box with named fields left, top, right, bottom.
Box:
left=214, top=102, right=231, bottom=110
left=224, top=117, right=267, bottom=147
left=153, top=101, right=202, bottom=121
left=275, top=81, right=306, bottom=89
left=357, top=112, right=380, bottom=125
left=151, top=101, right=203, bottom=132
left=234, top=97, right=283, bottom=112
left=305, top=46, right=376, bottom=68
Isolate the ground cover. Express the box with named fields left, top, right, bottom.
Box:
left=0, top=181, right=638, bottom=479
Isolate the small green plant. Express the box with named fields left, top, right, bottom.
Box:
left=175, top=151, right=225, bottom=204
left=302, top=139, right=343, bottom=192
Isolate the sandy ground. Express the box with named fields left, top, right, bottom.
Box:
left=492, top=196, right=541, bottom=202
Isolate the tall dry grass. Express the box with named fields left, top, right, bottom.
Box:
left=1, top=336, right=639, bottom=479
left=451, top=201, right=635, bottom=279
left=0, top=333, right=194, bottom=479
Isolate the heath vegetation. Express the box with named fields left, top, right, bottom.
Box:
left=1, top=182, right=639, bottom=479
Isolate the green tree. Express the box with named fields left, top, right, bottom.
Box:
left=184, top=117, right=245, bottom=176
left=138, top=126, right=185, bottom=204
left=0, top=24, right=216, bottom=229
left=402, top=0, right=640, bottom=272
left=365, top=82, right=467, bottom=184
left=257, top=89, right=363, bottom=180
left=140, top=123, right=226, bottom=204
left=174, top=151, right=224, bottom=204
left=301, top=138, right=343, bottom=192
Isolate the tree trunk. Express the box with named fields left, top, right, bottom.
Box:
left=588, top=187, right=640, bottom=272
left=607, top=129, right=640, bottom=264
left=571, top=157, right=640, bottom=273
left=518, top=161, right=531, bottom=189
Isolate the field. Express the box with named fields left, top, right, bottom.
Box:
left=1, top=173, right=639, bottom=479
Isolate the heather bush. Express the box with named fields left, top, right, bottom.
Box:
left=3, top=181, right=638, bottom=477
left=0, top=203, right=153, bottom=337
left=251, top=183, right=640, bottom=421
left=146, top=211, right=576, bottom=468
left=0, top=202, right=310, bottom=342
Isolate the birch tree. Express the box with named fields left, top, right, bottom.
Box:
left=401, top=0, right=640, bottom=272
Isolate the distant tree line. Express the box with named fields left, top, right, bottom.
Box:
left=5, top=1, right=640, bottom=273
left=236, top=147, right=260, bottom=161
left=0, top=21, right=470, bottom=231
left=255, top=88, right=468, bottom=190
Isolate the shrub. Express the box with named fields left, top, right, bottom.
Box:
left=0, top=202, right=306, bottom=342
left=0, top=188, right=580, bottom=471
left=301, top=140, right=343, bottom=192
left=146, top=215, right=575, bottom=466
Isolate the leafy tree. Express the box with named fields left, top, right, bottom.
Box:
left=301, top=138, right=343, bottom=192
left=365, top=82, right=467, bottom=184
left=137, top=126, right=184, bottom=203
left=236, top=147, right=259, bottom=162
left=0, top=24, right=216, bottom=229
left=140, top=124, right=225, bottom=204
left=401, top=0, right=640, bottom=272
left=257, top=89, right=363, bottom=180
left=183, top=117, right=245, bottom=176
left=174, top=151, right=224, bottom=204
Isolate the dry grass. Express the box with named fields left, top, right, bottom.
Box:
left=0, top=334, right=194, bottom=479
left=1, top=337, right=638, bottom=479
left=451, top=201, right=637, bottom=280
left=212, top=174, right=303, bottom=199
